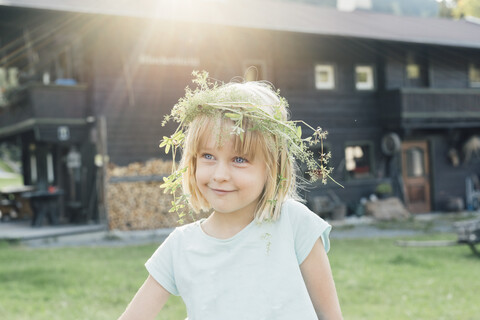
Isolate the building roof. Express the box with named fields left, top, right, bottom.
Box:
left=1, top=0, right=480, bottom=49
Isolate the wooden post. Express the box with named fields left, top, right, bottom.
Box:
left=96, top=115, right=109, bottom=226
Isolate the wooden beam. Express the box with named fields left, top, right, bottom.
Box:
left=402, top=112, right=480, bottom=119
left=0, top=117, right=88, bottom=139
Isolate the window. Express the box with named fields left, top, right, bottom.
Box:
left=345, top=143, right=373, bottom=179
left=355, top=65, right=375, bottom=90
left=243, top=61, right=266, bottom=81
left=405, top=51, right=429, bottom=88
left=405, top=147, right=425, bottom=177
left=30, top=154, right=37, bottom=184
left=406, top=52, right=420, bottom=79
left=315, top=64, right=335, bottom=90
left=47, top=152, right=55, bottom=183
left=469, top=63, right=480, bottom=88
left=463, top=135, right=480, bottom=164
left=406, top=63, right=420, bottom=79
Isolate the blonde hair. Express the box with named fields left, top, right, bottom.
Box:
left=179, top=82, right=299, bottom=222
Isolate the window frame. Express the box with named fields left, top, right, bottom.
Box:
left=243, top=60, right=267, bottom=82
left=406, top=62, right=421, bottom=80
left=47, top=151, right=55, bottom=184
left=314, top=63, right=336, bottom=90
left=29, top=154, right=37, bottom=184
left=468, top=62, right=480, bottom=88
left=344, top=140, right=375, bottom=181
left=355, top=64, right=376, bottom=91
left=406, top=51, right=420, bottom=80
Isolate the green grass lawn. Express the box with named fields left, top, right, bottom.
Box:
left=330, top=234, right=479, bottom=320
left=0, top=161, right=13, bottom=173
left=0, top=158, right=23, bottom=189
left=0, top=233, right=478, bottom=320
left=0, top=242, right=185, bottom=320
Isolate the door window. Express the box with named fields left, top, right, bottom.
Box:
left=406, top=147, right=425, bottom=177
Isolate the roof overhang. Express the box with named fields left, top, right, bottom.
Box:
left=1, top=0, right=480, bottom=49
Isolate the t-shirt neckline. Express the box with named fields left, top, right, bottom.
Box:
left=197, top=218, right=256, bottom=243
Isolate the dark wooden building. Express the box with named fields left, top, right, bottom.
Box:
left=1, top=0, right=479, bottom=223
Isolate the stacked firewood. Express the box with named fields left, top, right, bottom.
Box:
left=106, top=159, right=208, bottom=230
left=108, top=159, right=175, bottom=177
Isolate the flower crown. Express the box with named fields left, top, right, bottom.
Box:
left=159, top=71, right=341, bottom=222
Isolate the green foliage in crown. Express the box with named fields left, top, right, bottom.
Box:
left=159, top=71, right=341, bottom=222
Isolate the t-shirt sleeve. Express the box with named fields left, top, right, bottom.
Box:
left=285, top=199, right=332, bottom=265
left=145, top=229, right=179, bottom=296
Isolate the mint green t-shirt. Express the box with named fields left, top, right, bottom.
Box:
left=145, top=199, right=332, bottom=320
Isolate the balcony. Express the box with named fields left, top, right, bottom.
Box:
left=380, top=88, right=480, bottom=129
left=0, top=84, right=90, bottom=141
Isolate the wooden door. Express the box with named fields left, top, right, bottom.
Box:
left=401, top=141, right=431, bottom=213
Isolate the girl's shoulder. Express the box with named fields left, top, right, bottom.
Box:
left=281, top=198, right=332, bottom=254
left=281, top=198, right=315, bottom=218
left=280, top=198, right=329, bottom=229
left=168, top=219, right=204, bottom=240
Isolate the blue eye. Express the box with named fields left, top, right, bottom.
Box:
left=203, top=154, right=214, bottom=160
left=234, top=157, right=247, bottom=164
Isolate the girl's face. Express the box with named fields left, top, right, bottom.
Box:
left=195, top=131, right=267, bottom=219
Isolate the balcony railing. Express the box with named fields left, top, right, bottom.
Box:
left=380, top=88, right=480, bottom=129
left=0, top=83, right=88, bottom=129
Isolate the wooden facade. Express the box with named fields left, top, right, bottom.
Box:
left=1, top=4, right=479, bottom=222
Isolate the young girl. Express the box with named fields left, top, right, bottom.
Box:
left=119, top=71, right=343, bottom=320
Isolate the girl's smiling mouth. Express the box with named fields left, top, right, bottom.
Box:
left=209, top=187, right=235, bottom=195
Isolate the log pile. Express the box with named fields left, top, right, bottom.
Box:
left=106, top=159, right=208, bottom=230
left=108, top=159, right=174, bottom=177
left=364, top=197, right=411, bottom=221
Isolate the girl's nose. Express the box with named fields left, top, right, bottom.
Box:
left=212, top=161, right=230, bottom=182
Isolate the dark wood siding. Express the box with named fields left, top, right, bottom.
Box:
left=383, top=44, right=406, bottom=90
left=271, top=34, right=384, bottom=205
left=90, top=20, right=276, bottom=165
left=430, top=48, right=468, bottom=89
left=429, top=134, right=479, bottom=211
left=90, top=19, right=193, bottom=165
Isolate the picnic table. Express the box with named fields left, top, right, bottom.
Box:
left=455, top=218, right=480, bottom=257
left=396, top=216, right=480, bottom=257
